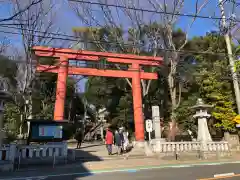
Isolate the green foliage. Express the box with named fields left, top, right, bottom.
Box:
left=175, top=93, right=199, bottom=133
left=0, top=56, right=80, bottom=140
left=3, top=102, right=21, bottom=140
left=184, top=33, right=237, bottom=132
left=111, top=94, right=133, bottom=127
left=200, top=70, right=236, bottom=131
left=0, top=55, right=17, bottom=86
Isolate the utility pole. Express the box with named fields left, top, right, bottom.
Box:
left=219, top=0, right=240, bottom=114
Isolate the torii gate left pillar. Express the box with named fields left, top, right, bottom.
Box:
left=33, top=46, right=163, bottom=142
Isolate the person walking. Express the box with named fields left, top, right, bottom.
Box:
left=122, top=129, right=129, bottom=152
left=119, top=128, right=125, bottom=153
left=114, top=129, right=123, bottom=155
left=105, top=128, right=114, bottom=155
left=75, top=129, right=83, bottom=149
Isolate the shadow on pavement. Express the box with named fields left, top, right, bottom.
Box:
left=0, top=149, right=103, bottom=180
left=74, top=148, right=104, bottom=161
left=79, top=144, right=104, bottom=149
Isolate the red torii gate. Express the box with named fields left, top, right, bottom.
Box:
left=33, top=46, right=163, bottom=141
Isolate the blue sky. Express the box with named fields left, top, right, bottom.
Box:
left=1, top=0, right=236, bottom=45
left=61, top=0, right=239, bottom=38
left=177, top=0, right=219, bottom=37
left=0, top=0, right=239, bottom=92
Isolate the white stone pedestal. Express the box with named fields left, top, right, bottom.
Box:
left=152, top=138, right=166, bottom=152
left=133, top=140, right=145, bottom=148
left=197, top=117, right=212, bottom=142
left=129, top=141, right=154, bottom=157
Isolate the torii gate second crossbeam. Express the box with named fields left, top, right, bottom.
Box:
left=33, top=46, right=163, bottom=141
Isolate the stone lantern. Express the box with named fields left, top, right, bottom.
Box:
left=191, top=98, right=213, bottom=142
left=0, top=78, right=12, bottom=145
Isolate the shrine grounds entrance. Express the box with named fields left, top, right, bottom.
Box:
left=33, top=46, right=163, bottom=141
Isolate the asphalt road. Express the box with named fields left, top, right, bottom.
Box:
left=1, top=162, right=240, bottom=180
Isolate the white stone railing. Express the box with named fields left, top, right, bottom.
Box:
left=152, top=141, right=230, bottom=153
left=153, top=142, right=201, bottom=153
left=205, top=141, right=230, bottom=152
left=0, top=144, right=16, bottom=162
left=17, top=142, right=68, bottom=159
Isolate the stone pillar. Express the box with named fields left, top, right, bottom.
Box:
left=99, top=113, right=105, bottom=141
left=152, top=106, right=161, bottom=139
left=100, top=125, right=104, bottom=140
left=9, top=143, right=16, bottom=163
left=152, top=106, right=165, bottom=152
left=62, top=141, right=68, bottom=157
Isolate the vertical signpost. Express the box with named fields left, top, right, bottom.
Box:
left=152, top=106, right=161, bottom=139
left=146, top=119, right=153, bottom=142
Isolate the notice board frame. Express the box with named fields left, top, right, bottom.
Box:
left=26, top=119, right=70, bottom=143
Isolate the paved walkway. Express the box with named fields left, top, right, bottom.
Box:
left=68, top=142, right=146, bottom=160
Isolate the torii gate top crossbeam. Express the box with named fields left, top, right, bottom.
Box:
left=33, top=46, right=163, bottom=79
left=33, top=46, right=163, bottom=62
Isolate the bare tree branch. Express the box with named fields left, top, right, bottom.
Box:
left=0, top=36, right=10, bottom=54
left=0, top=0, right=44, bottom=23
left=9, top=0, right=59, bottom=136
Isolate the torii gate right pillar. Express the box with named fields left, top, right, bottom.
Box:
left=131, top=63, right=145, bottom=141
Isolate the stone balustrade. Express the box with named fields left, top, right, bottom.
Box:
left=153, top=141, right=200, bottom=153
left=17, top=142, right=68, bottom=160
left=205, top=141, right=230, bottom=152
left=152, top=141, right=230, bottom=153
left=0, top=144, right=16, bottom=163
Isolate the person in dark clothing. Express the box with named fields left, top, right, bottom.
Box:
left=75, top=130, right=83, bottom=149
left=114, top=130, right=122, bottom=155
left=119, top=129, right=124, bottom=153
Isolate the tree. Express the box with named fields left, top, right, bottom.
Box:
left=70, top=0, right=209, bottom=140
left=200, top=69, right=236, bottom=131
left=176, top=32, right=237, bottom=133
left=3, top=102, right=21, bottom=141
left=9, top=0, right=59, bottom=136
left=0, top=55, right=18, bottom=141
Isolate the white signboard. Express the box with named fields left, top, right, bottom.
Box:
left=146, top=119, right=153, bottom=132
left=39, top=126, right=63, bottom=138
left=152, top=106, right=160, bottom=118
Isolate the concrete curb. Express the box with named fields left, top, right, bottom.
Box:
left=87, top=160, right=240, bottom=174
left=75, top=154, right=155, bottom=161
left=2, top=160, right=240, bottom=180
